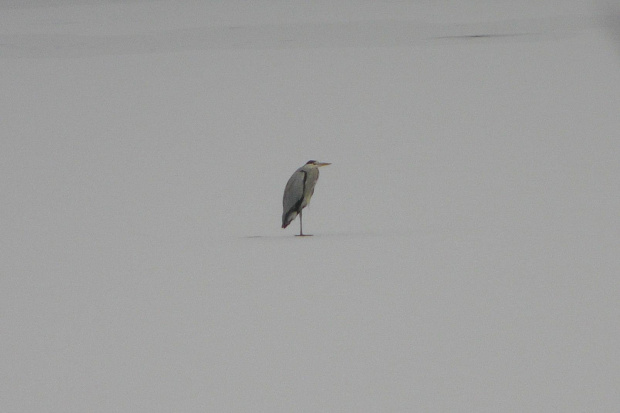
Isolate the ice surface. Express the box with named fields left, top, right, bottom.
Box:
left=2, top=1, right=620, bottom=411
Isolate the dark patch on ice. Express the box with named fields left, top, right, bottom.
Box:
left=431, top=33, right=540, bottom=40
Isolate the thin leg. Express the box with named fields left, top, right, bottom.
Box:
left=295, top=211, right=312, bottom=236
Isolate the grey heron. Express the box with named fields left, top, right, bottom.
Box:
left=282, top=160, right=331, bottom=236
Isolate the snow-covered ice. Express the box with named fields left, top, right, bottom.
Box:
left=2, top=1, right=620, bottom=411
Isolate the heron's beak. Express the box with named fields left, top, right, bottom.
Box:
left=317, top=162, right=331, bottom=167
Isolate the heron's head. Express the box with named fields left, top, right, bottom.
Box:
left=306, top=160, right=331, bottom=168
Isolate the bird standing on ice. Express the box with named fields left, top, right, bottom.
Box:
left=282, top=160, right=331, bottom=236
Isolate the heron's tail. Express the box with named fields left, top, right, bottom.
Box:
left=282, top=211, right=297, bottom=228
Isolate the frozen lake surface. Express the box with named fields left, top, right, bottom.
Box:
left=2, top=1, right=620, bottom=411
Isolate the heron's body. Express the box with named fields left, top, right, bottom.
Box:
left=282, top=160, right=330, bottom=236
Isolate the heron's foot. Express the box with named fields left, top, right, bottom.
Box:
left=295, top=234, right=313, bottom=237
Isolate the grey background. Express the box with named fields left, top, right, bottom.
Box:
left=2, top=1, right=619, bottom=411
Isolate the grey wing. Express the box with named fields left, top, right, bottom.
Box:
left=282, top=170, right=305, bottom=227
left=283, top=170, right=305, bottom=214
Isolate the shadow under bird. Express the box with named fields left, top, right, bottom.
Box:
left=282, top=160, right=331, bottom=236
